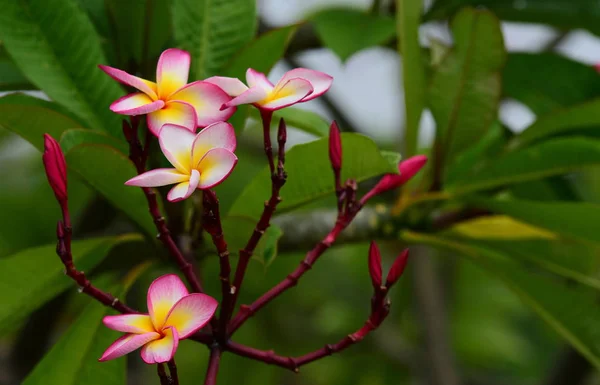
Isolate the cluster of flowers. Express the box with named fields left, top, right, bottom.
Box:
left=42, top=48, right=427, bottom=368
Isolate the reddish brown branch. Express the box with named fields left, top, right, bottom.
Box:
left=260, top=109, right=275, bottom=173
left=157, top=363, right=171, bottom=385
left=124, top=119, right=203, bottom=294
left=168, top=359, right=179, bottom=385
left=203, top=347, right=223, bottom=385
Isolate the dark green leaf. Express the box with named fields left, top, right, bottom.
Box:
left=426, top=0, right=600, bottom=36
left=448, top=138, right=600, bottom=193
left=0, top=234, right=141, bottom=336
left=428, top=8, right=505, bottom=163
left=504, top=53, right=600, bottom=115
left=0, top=0, right=124, bottom=134
left=65, top=144, right=156, bottom=236
left=311, top=8, right=396, bottom=61
left=60, top=129, right=128, bottom=154
left=0, top=55, right=34, bottom=91
left=229, top=133, right=398, bottom=219
left=173, top=0, right=256, bottom=79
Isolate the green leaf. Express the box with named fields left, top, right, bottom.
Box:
left=448, top=138, right=600, bottom=194
left=229, top=133, right=398, bottom=219
left=60, top=129, right=128, bottom=154
left=503, top=53, right=600, bottom=115
left=425, top=0, right=600, bottom=36
left=0, top=94, right=85, bottom=150
left=402, top=231, right=600, bottom=370
left=467, top=196, right=600, bottom=244
left=311, top=8, right=396, bottom=61
left=65, top=144, right=156, bottom=236
left=397, top=0, right=426, bottom=157
left=0, top=54, right=34, bottom=91
left=248, top=107, right=330, bottom=137
left=209, top=216, right=283, bottom=266
left=0, top=0, right=124, bottom=134
left=0, top=234, right=141, bottom=336
left=428, top=8, right=505, bottom=163
left=172, top=0, right=256, bottom=79
left=512, top=99, right=600, bottom=149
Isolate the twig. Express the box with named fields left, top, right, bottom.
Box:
left=259, top=109, right=275, bottom=173
left=123, top=118, right=204, bottom=294
left=226, top=118, right=288, bottom=330
left=168, top=359, right=179, bottom=385
left=157, top=363, right=171, bottom=385
left=203, top=347, right=222, bottom=385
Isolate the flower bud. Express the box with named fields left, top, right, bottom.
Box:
left=42, top=134, right=67, bottom=204
left=328, top=121, right=342, bottom=172
left=277, top=118, right=287, bottom=144
left=385, top=249, right=409, bottom=288
left=360, top=155, right=428, bottom=204
left=368, top=241, right=382, bottom=289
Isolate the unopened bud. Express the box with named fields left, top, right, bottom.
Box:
left=277, top=118, right=287, bottom=144
left=42, top=134, right=67, bottom=204
left=360, top=155, right=428, bottom=204
left=328, top=121, right=342, bottom=172
left=385, top=249, right=409, bottom=288
left=368, top=241, right=382, bottom=289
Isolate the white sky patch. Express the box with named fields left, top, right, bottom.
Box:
left=500, top=99, right=537, bottom=134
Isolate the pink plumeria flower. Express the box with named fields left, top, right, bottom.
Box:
left=99, top=48, right=235, bottom=135
left=125, top=122, right=237, bottom=202
left=206, top=68, right=333, bottom=112
left=100, top=274, right=217, bottom=364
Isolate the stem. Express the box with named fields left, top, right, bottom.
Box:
left=226, top=118, right=287, bottom=331
left=203, top=347, right=222, bottom=385
left=260, top=109, right=275, bottom=173
left=168, top=359, right=179, bottom=385
left=201, top=190, right=232, bottom=339
left=125, top=119, right=203, bottom=293
left=157, top=363, right=171, bottom=385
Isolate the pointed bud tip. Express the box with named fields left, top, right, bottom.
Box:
left=42, top=134, right=68, bottom=203
left=368, top=241, right=382, bottom=288
left=328, top=120, right=342, bottom=171
left=386, top=249, right=409, bottom=288
left=277, top=118, right=287, bottom=142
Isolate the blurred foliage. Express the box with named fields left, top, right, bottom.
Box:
left=0, top=0, right=600, bottom=384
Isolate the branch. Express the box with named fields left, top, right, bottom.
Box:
left=203, top=347, right=223, bottom=385
left=168, top=359, right=179, bottom=385
left=157, top=363, right=171, bottom=385
left=123, top=119, right=203, bottom=293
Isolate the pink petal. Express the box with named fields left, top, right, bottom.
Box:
left=259, top=78, right=313, bottom=111
left=221, top=86, right=269, bottom=110
left=157, top=48, right=190, bottom=99
left=98, top=65, right=158, bottom=99
left=170, top=81, right=236, bottom=127
left=204, top=76, right=248, bottom=96
left=103, top=314, right=155, bottom=334
left=277, top=68, right=333, bottom=101
left=158, top=124, right=195, bottom=173
left=197, top=148, right=238, bottom=189
left=246, top=68, right=274, bottom=90
left=125, top=168, right=188, bottom=187
left=110, top=93, right=164, bottom=115
left=192, top=122, right=236, bottom=166
left=147, top=274, right=189, bottom=330
left=163, top=294, right=218, bottom=339
left=166, top=169, right=199, bottom=202
left=99, top=332, right=160, bottom=362
left=147, top=101, right=197, bottom=136
left=140, top=327, right=179, bottom=364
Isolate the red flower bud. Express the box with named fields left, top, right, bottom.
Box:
left=277, top=118, right=287, bottom=144
left=360, top=155, right=428, bottom=204
left=595, top=63, right=600, bottom=73
left=328, top=121, right=342, bottom=172
left=42, top=134, right=67, bottom=204
left=368, top=241, right=382, bottom=289
left=385, top=249, right=409, bottom=288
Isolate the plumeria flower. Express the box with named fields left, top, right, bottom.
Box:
left=206, top=68, right=333, bottom=112
left=125, top=122, right=237, bottom=202
left=100, top=274, right=217, bottom=364
left=99, top=48, right=235, bottom=135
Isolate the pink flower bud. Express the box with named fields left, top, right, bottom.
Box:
left=595, top=63, right=600, bottom=73
left=42, top=134, right=67, bottom=204
left=368, top=241, right=382, bottom=289
left=385, top=249, right=409, bottom=288
left=360, top=155, right=428, bottom=204
left=328, top=121, right=342, bottom=172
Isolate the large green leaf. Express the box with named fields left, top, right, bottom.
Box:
left=65, top=144, right=155, bottom=236
left=428, top=8, right=505, bottom=163
left=447, top=138, right=600, bottom=193
left=503, top=53, right=600, bottom=115
left=311, top=8, right=396, bottom=61
left=397, top=0, right=426, bottom=157
left=0, top=52, right=34, bottom=91
left=172, top=0, right=256, bottom=79
left=404, top=231, right=600, bottom=370
left=512, top=99, right=600, bottom=148
left=229, top=133, right=398, bottom=219
left=425, top=0, right=600, bottom=36
left=0, top=234, right=141, bottom=336
left=60, top=129, right=128, bottom=154
left=0, top=0, right=124, bottom=134
left=467, top=197, right=600, bottom=244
